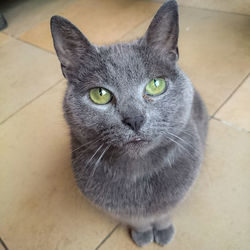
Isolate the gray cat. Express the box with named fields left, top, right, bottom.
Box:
left=50, top=0, right=208, bottom=247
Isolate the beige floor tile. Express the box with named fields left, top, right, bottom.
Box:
left=2, top=0, right=78, bottom=37
left=178, top=0, right=250, bottom=16
left=0, top=82, right=116, bottom=250
left=19, top=0, right=161, bottom=52
left=178, top=7, right=250, bottom=114
left=120, top=7, right=250, bottom=114
left=0, top=39, right=62, bottom=123
left=99, top=119, right=250, bottom=250
left=215, top=74, right=250, bottom=131
left=0, top=32, right=10, bottom=46
left=119, top=18, right=152, bottom=42
left=152, top=0, right=250, bottom=15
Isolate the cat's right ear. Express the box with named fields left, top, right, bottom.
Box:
left=143, top=0, right=179, bottom=61
left=50, top=16, right=95, bottom=79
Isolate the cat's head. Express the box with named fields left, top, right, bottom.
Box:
left=50, top=0, right=194, bottom=159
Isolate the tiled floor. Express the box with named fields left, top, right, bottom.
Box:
left=0, top=0, right=250, bottom=249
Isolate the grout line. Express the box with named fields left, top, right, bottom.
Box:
left=16, top=37, right=56, bottom=55
left=0, top=237, right=9, bottom=250
left=212, top=117, right=250, bottom=133
left=178, top=4, right=250, bottom=17
left=1, top=31, right=9, bottom=35
left=138, top=0, right=250, bottom=17
left=0, top=0, right=80, bottom=39
left=94, top=224, right=120, bottom=250
left=1, top=30, right=56, bottom=55
left=211, top=72, right=250, bottom=118
left=0, top=78, right=64, bottom=126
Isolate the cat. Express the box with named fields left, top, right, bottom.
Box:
left=50, top=0, right=208, bottom=247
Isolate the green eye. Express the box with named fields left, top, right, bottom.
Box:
left=145, top=78, right=166, bottom=96
left=89, top=87, right=112, bottom=105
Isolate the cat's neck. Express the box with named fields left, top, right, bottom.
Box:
left=101, top=139, right=178, bottom=181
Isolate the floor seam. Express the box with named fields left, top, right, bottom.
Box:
left=94, top=224, right=120, bottom=250
left=139, top=0, right=250, bottom=17
left=0, top=78, right=64, bottom=126
left=16, top=37, right=55, bottom=55
left=0, top=237, right=9, bottom=250
left=0, top=0, right=79, bottom=41
left=211, top=72, right=250, bottom=118
left=1, top=30, right=55, bottom=55
left=212, top=117, right=250, bottom=133
left=178, top=4, right=250, bottom=17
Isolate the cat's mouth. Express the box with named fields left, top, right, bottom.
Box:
left=125, top=137, right=151, bottom=149
left=127, top=138, right=150, bottom=144
left=122, top=137, right=152, bottom=158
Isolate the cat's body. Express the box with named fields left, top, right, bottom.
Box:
left=51, top=0, right=208, bottom=246
left=69, top=76, right=207, bottom=216
left=70, top=86, right=207, bottom=227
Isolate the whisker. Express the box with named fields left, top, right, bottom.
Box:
left=86, top=144, right=104, bottom=166
left=72, top=137, right=103, bottom=153
left=167, top=158, right=172, bottom=168
left=166, top=136, right=194, bottom=159
left=166, top=131, right=197, bottom=153
left=152, top=120, right=194, bottom=139
left=91, top=145, right=111, bottom=177
left=71, top=129, right=111, bottom=153
left=85, top=123, right=98, bottom=127
left=174, top=129, right=194, bottom=138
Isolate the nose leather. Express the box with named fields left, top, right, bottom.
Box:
left=122, top=115, right=144, bottom=132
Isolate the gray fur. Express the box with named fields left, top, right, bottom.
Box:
left=50, top=0, right=208, bottom=247
left=154, top=224, right=175, bottom=246
left=131, top=229, right=154, bottom=247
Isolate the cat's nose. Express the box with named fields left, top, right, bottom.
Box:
left=122, top=115, right=145, bottom=132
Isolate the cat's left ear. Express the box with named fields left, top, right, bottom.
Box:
left=144, top=0, right=179, bottom=60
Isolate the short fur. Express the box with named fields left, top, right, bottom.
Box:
left=50, top=0, right=208, bottom=246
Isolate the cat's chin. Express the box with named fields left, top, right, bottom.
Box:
left=123, top=140, right=152, bottom=159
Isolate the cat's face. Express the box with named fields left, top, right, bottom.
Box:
left=51, top=0, right=194, bottom=158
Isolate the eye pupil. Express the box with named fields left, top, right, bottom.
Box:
left=153, top=79, right=159, bottom=87
left=99, top=88, right=103, bottom=96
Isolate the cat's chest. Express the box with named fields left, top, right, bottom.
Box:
left=73, top=143, right=200, bottom=216
left=77, top=163, right=187, bottom=216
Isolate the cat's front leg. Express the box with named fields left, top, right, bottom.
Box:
left=153, top=215, right=175, bottom=246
